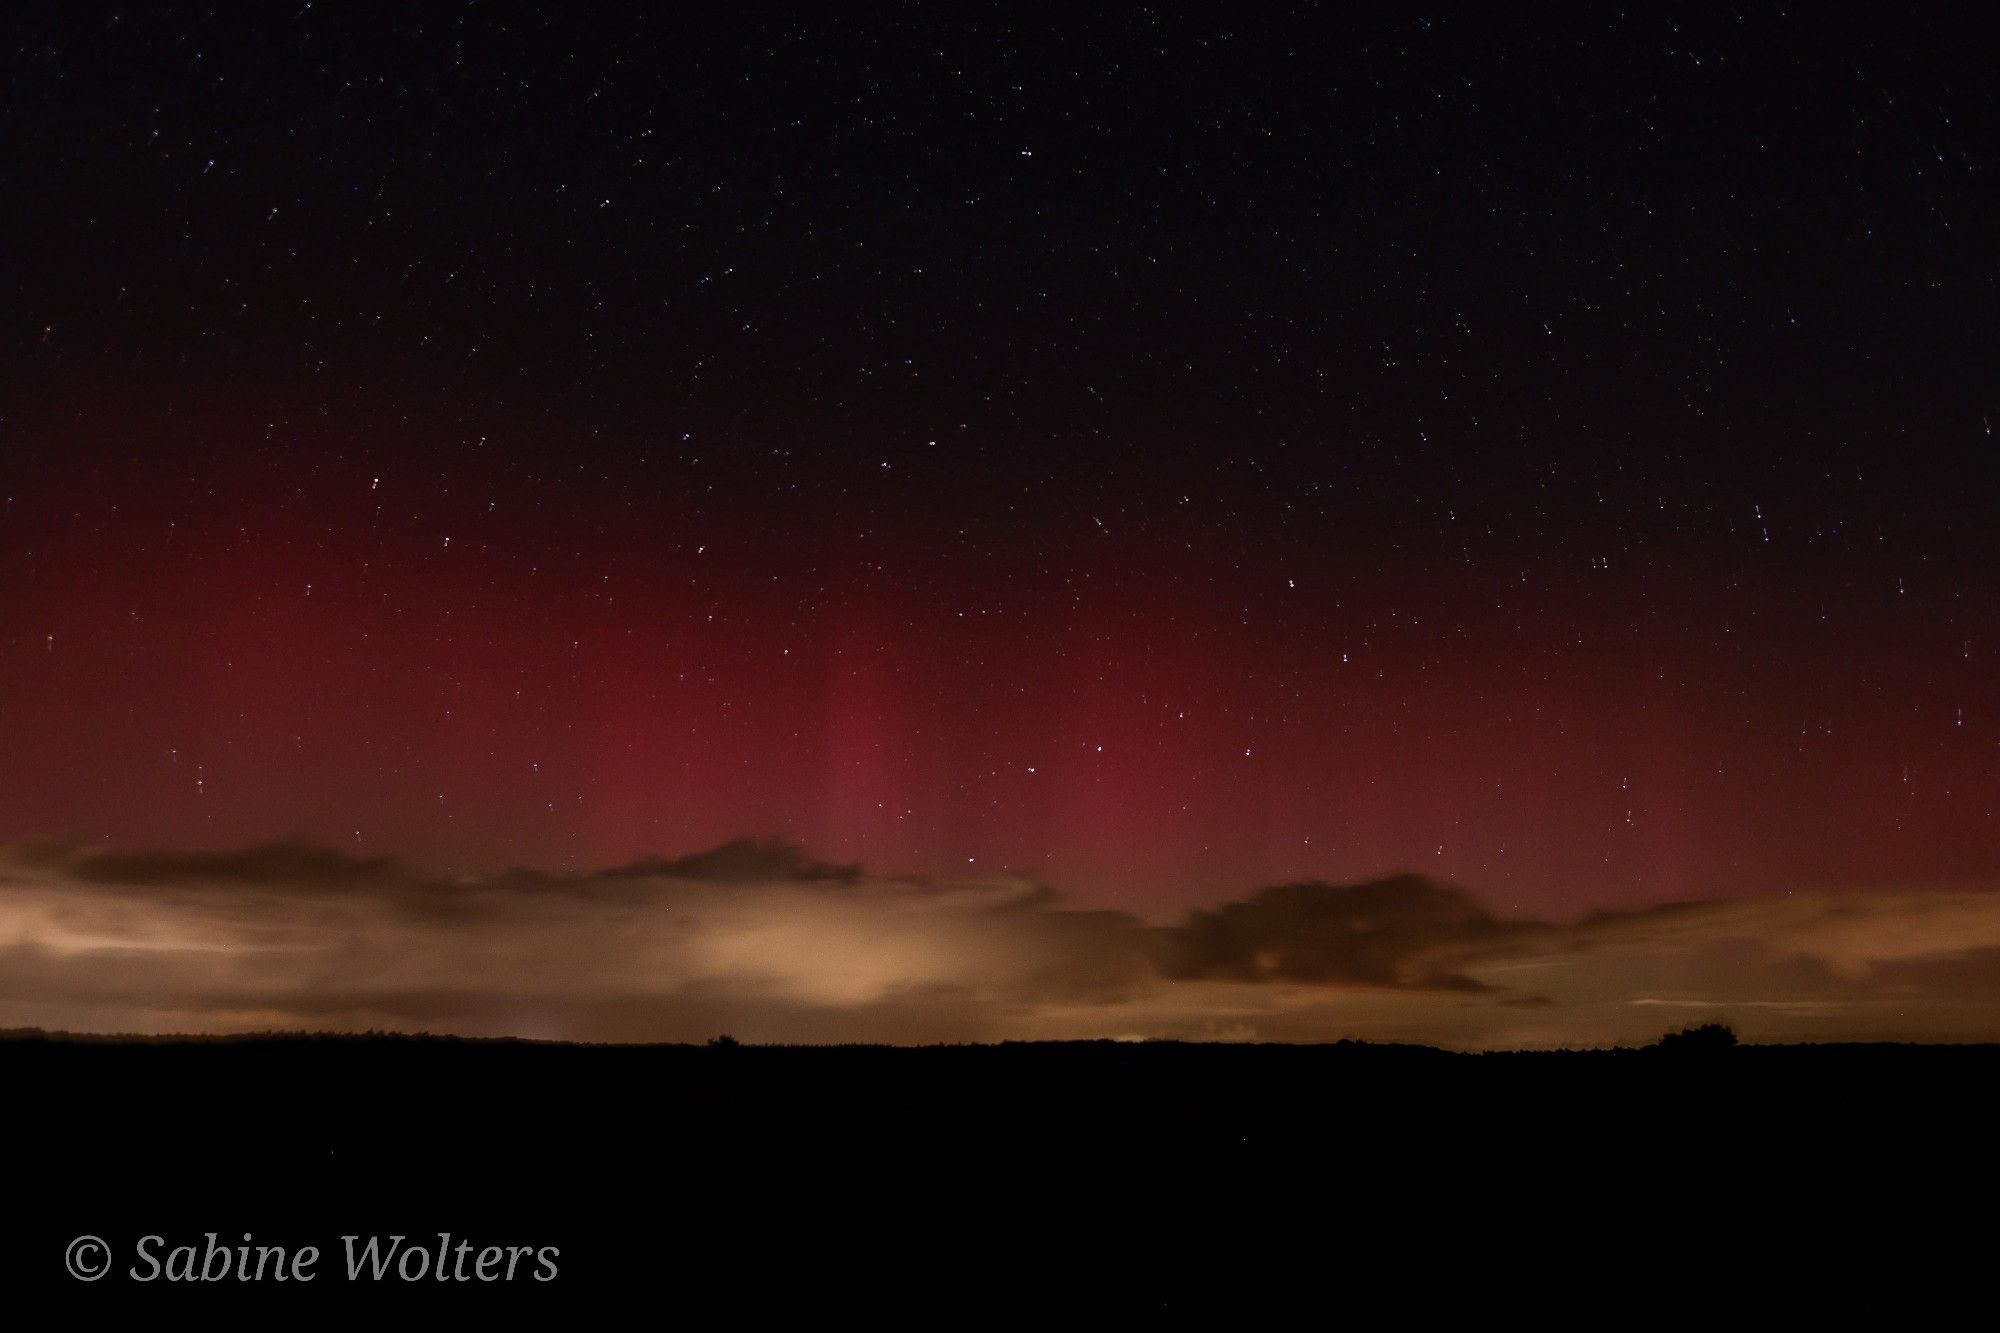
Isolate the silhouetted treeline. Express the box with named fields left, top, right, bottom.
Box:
left=10, top=1025, right=1995, bottom=1316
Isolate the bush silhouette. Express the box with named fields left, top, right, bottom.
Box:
left=1653, top=1022, right=1738, bottom=1053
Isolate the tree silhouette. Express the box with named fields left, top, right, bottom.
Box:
left=1653, top=1022, right=1738, bottom=1052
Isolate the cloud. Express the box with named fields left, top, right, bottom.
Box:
left=604, top=837, right=863, bottom=885
left=0, top=839, right=1161, bottom=1044
left=5, top=838, right=2000, bottom=1047
left=63, top=842, right=405, bottom=889
left=1156, top=874, right=1537, bottom=990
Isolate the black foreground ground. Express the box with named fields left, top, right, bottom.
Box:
left=6, top=1030, right=1991, bottom=1317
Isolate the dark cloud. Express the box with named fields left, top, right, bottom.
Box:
left=1157, top=875, right=1536, bottom=990
left=61, top=841, right=402, bottom=890
left=606, top=837, right=862, bottom=885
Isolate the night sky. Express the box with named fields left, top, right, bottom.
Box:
left=6, top=1, right=1998, bottom=941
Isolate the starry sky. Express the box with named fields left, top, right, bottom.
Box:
left=5, top=2, right=1998, bottom=932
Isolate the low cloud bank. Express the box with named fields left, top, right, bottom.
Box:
left=6, top=837, right=2000, bottom=1047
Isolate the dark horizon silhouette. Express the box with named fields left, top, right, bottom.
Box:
left=10, top=1018, right=1994, bottom=1313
